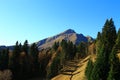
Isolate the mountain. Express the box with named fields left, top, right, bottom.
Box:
left=37, top=29, right=94, bottom=50
left=0, top=46, right=7, bottom=50
left=0, top=45, right=14, bottom=50
left=0, top=29, right=94, bottom=50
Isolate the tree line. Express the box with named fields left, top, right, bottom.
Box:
left=0, top=40, right=40, bottom=80
left=0, top=38, right=89, bottom=79
left=47, top=39, right=89, bottom=79
left=85, top=18, right=120, bottom=80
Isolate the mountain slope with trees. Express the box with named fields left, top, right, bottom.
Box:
left=0, top=18, right=120, bottom=80
left=37, top=29, right=94, bottom=50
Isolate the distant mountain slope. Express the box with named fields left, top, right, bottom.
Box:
left=0, top=29, right=94, bottom=50
left=37, top=29, right=94, bottom=49
left=0, top=46, right=14, bottom=50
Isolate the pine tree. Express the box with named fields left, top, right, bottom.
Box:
left=102, top=18, right=116, bottom=52
left=77, top=42, right=87, bottom=58
left=9, top=41, right=18, bottom=69
left=107, top=47, right=120, bottom=80
left=67, top=41, right=74, bottom=60
left=20, top=40, right=32, bottom=79
left=73, top=45, right=77, bottom=59
left=22, top=40, right=29, bottom=55
left=96, top=32, right=102, bottom=54
left=30, top=43, right=39, bottom=77
left=85, top=59, right=94, bottom=80
left=91, top=18, right=117, bottom=80
left=61, top=40, right=68, bottom=60
left=0, top=48, right=9, bottom=70
left=53, top=42, right=59, bottom=51
left=107, top=28, right=120, bottom=80
left=61, top=40, right=76, bottom=60
left=91, top=45, right=108, bottom=80
left=47, top=52, right=61, bottom=79
left=9, top=41, right=22, bottom=79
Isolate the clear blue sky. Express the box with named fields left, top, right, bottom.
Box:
left=0, top=0, right=120, bottom=46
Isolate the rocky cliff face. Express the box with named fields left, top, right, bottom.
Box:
left=37, top=29, right=94, bottom=50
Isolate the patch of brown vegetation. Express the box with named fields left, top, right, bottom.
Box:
left=0, top=69, right=12, bottom=80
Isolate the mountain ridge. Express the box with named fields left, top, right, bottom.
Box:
left=37, top=29, right=94, bottom=50
left=0, top=29, right=94, bottom=50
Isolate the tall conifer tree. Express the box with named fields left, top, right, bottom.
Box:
left=91, top=18, right=117, bottom=80
left=85, top=59, right=94, bottom=80
left=107, top=28, right=120, bottom=80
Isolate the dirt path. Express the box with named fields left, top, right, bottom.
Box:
left=52, top=56, right=89, bottom=80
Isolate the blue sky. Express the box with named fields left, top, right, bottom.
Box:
left=0, top=0, right=120, bottom=46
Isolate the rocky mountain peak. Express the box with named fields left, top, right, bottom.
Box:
left=35, top=29, right=94, bottom=50
left=62, top=29, right=76, bottom=34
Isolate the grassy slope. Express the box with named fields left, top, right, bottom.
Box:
left=52, top=56, right=90, bottom=80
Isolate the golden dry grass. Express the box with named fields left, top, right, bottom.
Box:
left=117, top=53, right=120, bottom=59
left=52, top=56, right=90, bottom=80
left=90, top=54, right=96, bottom=62
left=52, top=74, right=71, bottom=80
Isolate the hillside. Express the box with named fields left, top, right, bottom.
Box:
left=0, top=29, right=94, bottom=80
left=51, top=42, right=96, bottom=80
left=52, top=56, right=89, bottom=80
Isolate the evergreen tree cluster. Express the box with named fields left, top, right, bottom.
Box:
left=77, top=42, right=88, bottom=59
left=85, top=18, right=120, bottom=80
left=0, top=48, right=9, bottom=70
left=0, top=40, right=42, bottom=80
left=63, top=40, right=77, bottom=60
left=47, top=50, right=61, bottom=79
left=47, top=40, right=77, bottom=79
left=47, top=40, right=88, bottom=79
left=58, top=40, right=77, bottom=60
left=85, top=59, right=93, bottom=80
left=0, top=39, right=88, bottom=80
